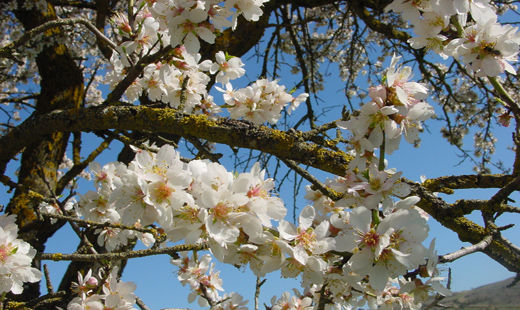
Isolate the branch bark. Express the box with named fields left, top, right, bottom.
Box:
left=408, top=181, right=520, bottom=274
left=8, top=1, right=85, bottom=301
left=38, top=243, right=208, bottom=262
left=0, top=105, right=353, bottom=177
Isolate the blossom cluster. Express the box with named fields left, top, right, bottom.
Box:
left=29, top=46, right=449, bottom=309
left=106, top=0, right=307, bottom=124
left=171, top=253, right=248, bottom=309
left=387, top=0, right=520, bottom=76
left=3, top=0, right=519, bottom=308
left=269, top=174, right=449, bottom=309
left=339, top=55, right=435, bottom=160
left=75, top=144, right=287, bottom=253
left=106, top=45, right=226, bottom=115
left=67, top=268, right=138, bottom=310
left=270, top=290, right=313, bottom=310
left=112, top=0, right=267, bottom=55
left=70, top=53, right=446, bottom=308
left=218, top=79, right=309, bottom=125
left=0, top=214, right=41, bottom=295
left=69, top=140, right=448, bottom=309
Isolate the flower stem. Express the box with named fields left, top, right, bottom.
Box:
left=372, top=209, right=380, bottom=226
left=378, top=130, right=386, bottom=171
left=450, top=15, right=464, bottom=37
left=488, top=76, right=519, bottom=113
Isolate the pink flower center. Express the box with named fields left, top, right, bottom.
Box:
left=296, top=228, right=316, bottom=249
left=211, top=202, right=231, bottom=221
left=181, top=20, right=196, bottom=34
left=180, top=205, right=199, bottom=223
left=221, top=61, right=229, bottom=71
left=147, top=78, right=158, bottom=89
left=96, top=171, right=108, bottom=183
left=247, top=185, right=266, bottom=198
left=0, top=244, right=13, bottom=263
left=362, top=229, right=379, bottom=247
left=154, top=182, right=174, bottom=203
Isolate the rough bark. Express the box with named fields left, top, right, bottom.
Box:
left=6, top=0, right=84, bottom=301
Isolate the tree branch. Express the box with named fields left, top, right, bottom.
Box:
left=0, top=17, right=117, bottom=59
left=488, top=173, right=520, bottom=205
left=407, top=180, right=520, bottom=273
left=440, top=235, right=493, bottom=263
left=282, top=158, right=344, bottom=201
left=421, top=174, right=515, bottom=193
left=39, top=212, right=164, bottom=238
left=0, top=106, right=353, bottom=177
left=38, top=243, right=208, bottom=262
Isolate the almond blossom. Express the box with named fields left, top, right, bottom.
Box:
left=278, top=205, right=335, bottom=265
left=0, top=214, right=42, bottom=294
left=340, top=55, right=434, bottom=156
left=270, top=291, right=313, bottom=310
left=67, top=268, right=138, bottom=310
left=335, top=206, right=429, bottom=291
left=171, top=253, right=228, bottom=307
left=387, top=0, right=520, bottom=77
left=209, top=51, right=246, bottom=84
left=445, top=18, right=520, bottom=76
left=225, top=0, right=270, bottom=29
left=218, top=79, right=309, bottom=125
left=167, top=6, right=215, bottom=53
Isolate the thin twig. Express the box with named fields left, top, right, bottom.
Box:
left=186, top=136, right=222, bottom=162
left=0, top=17, right=117, bottom=59
left=488, top=76, right=520, bottom=115
left=254, top=277, right=266, bottom=310
left=56, top=137, right=113, bottom=194
left=38, top=243, right=208, bottom=262
left=43, top=264, right=54, bottom=294
left=282, top=158, right=343, bottom=201
left=39, top=212, right=161, bottom=237
left=200, top=284, right=217, bottom=308
left=440, top=235, right=493, bottom=263
left=135, top=297, right=151, bottom=310
left=44, top=199, right=99, bottom=256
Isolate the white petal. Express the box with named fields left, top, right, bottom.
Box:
left=298, top=205, right=315, bottom=229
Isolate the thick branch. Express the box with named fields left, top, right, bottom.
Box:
left=350, top=0, right=410, bottom=43
left=408, top=181, right=520, bottom=273
left=421, top=174, right=515, bottom=193
left=9, top=2, right=86, bottom=301
left=0, top=106, right=353, bottom=176
left=489, top=174, right=520, bottom=205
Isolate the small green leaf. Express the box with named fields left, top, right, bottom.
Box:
left=361, top=169, right=370, bottom=181
left=225, top=52, right=234, bottom=61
